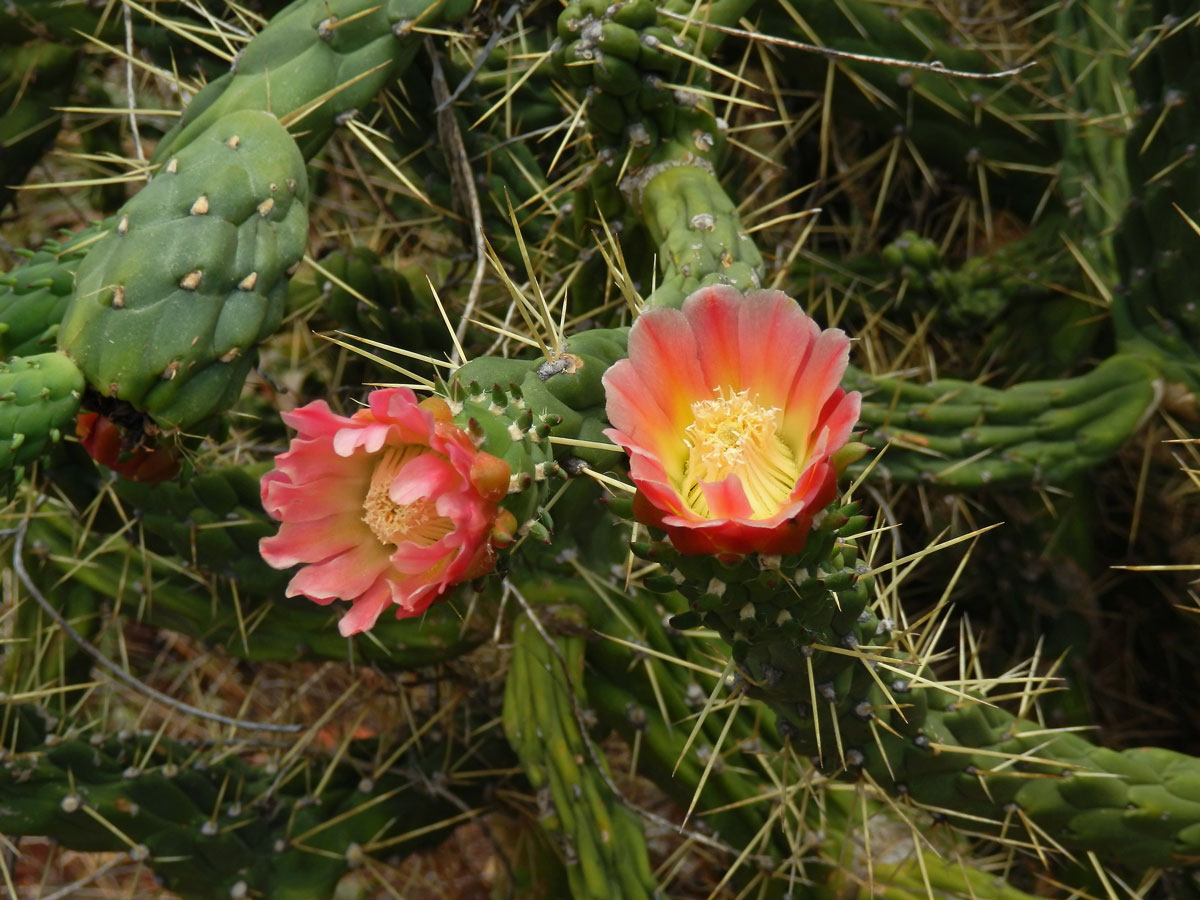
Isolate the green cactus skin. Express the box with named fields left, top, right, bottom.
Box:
left=152, top=0, right=474, bottom=164
left=58, top=109, right=309, bottom=433
left=504, top=605, right=658, bottom=900
left=635, top=503, right=1200, bottom=871
left=852, top=354, right=1161, bottom=487
left=444, top=327, right=631, bottom=541
left=635, top=161, right=764, bottom=309
left=25, top=508, right=490, bottom=670
left=0, top=704, right=510, bottom=900
left=552, top=0, right=755, bottom=147
left=1113, top=3, right=1200, bottom=402
left=875, top=221, right=1098, bottom=372
left=0, top=351, right=84, bottom=495
left=0, top=224, right=106, bottom=360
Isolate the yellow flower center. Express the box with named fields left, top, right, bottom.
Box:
left=679, top=388, right=801, bottom=519
left=362, top=446, right=455, bottom=547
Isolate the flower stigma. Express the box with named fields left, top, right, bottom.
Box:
left=362, top=446, right=454, bottom=547
left=680, top=387, right=800, bottom=519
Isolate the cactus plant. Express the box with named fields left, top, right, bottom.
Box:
left=5, top=0, right=1200, bottom=897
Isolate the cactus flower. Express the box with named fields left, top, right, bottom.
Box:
left=259, top=388, right=514, bottom=636
left=603, top=286, right=860, bottom=556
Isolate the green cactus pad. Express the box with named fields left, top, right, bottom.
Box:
left=853, top=354, right=1162, bottom=487
left=58, top=109, right=309, bottom=433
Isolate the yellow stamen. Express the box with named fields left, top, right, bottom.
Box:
left=362, top=446, right=455, bottom=547
left=679, top=388, right=801, bottom=519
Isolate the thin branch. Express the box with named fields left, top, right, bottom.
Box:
left=658, top=10, right=1037, bottom=80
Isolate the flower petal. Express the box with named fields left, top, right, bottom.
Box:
left=699, top=475, right=755, bottom=519
left=605, top=285, right=859, bottom=557
left=338, top=578, right=393, bottom=637
left=285, top=540, right=393, bottom=601
left=260, top=514, right=366, bottom=569
left=683, top=285, right=747, bottom=394
left=602, top=369, right=688, bottom=478
left=737, top=290, right=819, bottom=409
left=782, top=326, right=852, bottom=453
left=261, top=473, right=370, bottom=522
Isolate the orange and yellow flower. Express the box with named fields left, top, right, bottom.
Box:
left=603, top=286, right=860, bottom=556
left=259, top=388, right=513, bottom=636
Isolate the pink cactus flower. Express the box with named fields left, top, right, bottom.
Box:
left=603, top=286, right=861, bottom=556
left=260, top=388, right=514, bottom=636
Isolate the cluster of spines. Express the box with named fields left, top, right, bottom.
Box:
left=285, top=247, right=452, bottom=369
left=755, top=0, right=1059, bottom=220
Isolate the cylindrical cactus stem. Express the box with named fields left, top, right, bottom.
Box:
left=516, top=575, right=778, bottom=855
left=503, top=604, right=659, bottom=900
left=152, top=0, right=474, bottom=163
left=633, top=158, right=764, bottom=309
left=551, top=0, right=763, bottom=309
left=0, top=703, right=511, bottom=900
left=643, top=503, right=1200, bottom=871
left=851, top=353, right=1162, bottom=487
left=58, top=108, right=310, bottom=435
left=527, top=576, right=1047, bottom=899
left=876, top=222, right=1097, bottom=372
left=0, top=352, right=84, bottom=496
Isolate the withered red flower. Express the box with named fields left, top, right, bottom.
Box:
left=603, top=286, right=860, bottom=556
left=259, top=388, right=514, bottom=636
left=76, top=411, right=181, bottom=483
